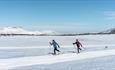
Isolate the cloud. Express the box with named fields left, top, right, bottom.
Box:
left=104, top=11, right=115, bottom=20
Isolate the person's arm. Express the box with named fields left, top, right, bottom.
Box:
left=73, top=42, right=76, bottom=45
left=49, top=42, right=52, bottom=45
left=56, top=42, right=60, bottom=48
left=79, top=42, right=83, bottom=47
left=58, top=44, right=60, bottom=48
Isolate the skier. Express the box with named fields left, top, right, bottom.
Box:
left=73, top=39, right=83, bottom=53
left=49, top=40, right=60, bottom=55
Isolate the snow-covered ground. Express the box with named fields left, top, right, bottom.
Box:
left=0, top=34, right=115, bottom=70
left=12, top=55, right=115, bottom=70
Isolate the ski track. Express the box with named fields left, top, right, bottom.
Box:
left=0, top=49, right=115, bottom=70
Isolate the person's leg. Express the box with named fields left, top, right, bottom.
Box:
left=56, top=48, right=60, bottom=52
left=79, top=47, right=82, bottom=50
left=54, top=48, right=56, bottom=54
left=77, top=47, right=80, bottom=53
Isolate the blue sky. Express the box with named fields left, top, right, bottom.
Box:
left=0, top=0, right=115, bottom=33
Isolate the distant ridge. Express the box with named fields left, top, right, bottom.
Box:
left=100, top=28, right=115, bottom=34
left=0, top=27, right=57, bottom=36
left=0, top=27, right=115, bottom=36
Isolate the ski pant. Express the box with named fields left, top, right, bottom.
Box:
left=77, top=47, right=82, bottom=53
left=54, top=48, right=60, bottom=54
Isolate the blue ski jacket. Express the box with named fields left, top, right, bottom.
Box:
left=50, top=41, right=60, bottom=48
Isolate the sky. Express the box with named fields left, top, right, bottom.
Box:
left=0, top=0, right=115, bottom=33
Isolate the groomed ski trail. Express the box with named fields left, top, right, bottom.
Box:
left=1, top=49, right=115, bottom=70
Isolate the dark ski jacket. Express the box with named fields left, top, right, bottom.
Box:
left=73, top=41, right=82, bottom=48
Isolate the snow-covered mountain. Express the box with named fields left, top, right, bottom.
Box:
left=0, top=27, right=57, bottom=35
left=100, top=28, right=115, bottom=34
left=0, top=27, right=115, bottom=36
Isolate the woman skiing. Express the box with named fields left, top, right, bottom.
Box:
left=73, top=39, right=83, bottom=53
left=50, top=40, right=60, bottom=55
